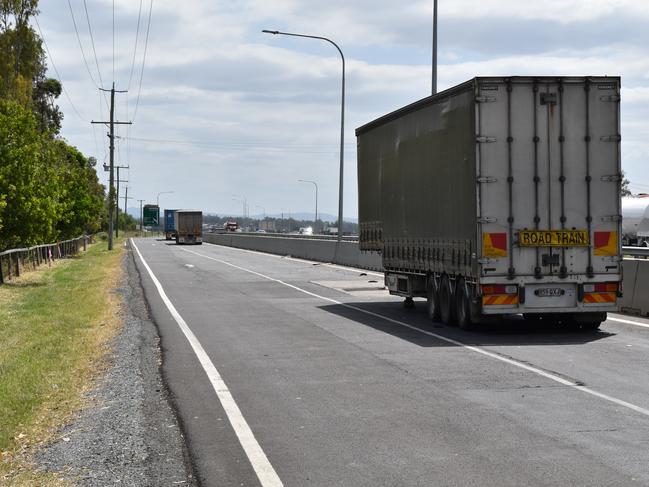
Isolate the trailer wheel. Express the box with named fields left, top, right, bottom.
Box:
left=426, top=278, right=441, bottom=322
left=455, top=278, right=473, bottom=330
left=439, top=275, right=455, bottom=325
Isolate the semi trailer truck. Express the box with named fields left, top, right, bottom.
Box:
left=174, top=210, right=203, bottom=244
left=356, top=76, right=622, bottom=330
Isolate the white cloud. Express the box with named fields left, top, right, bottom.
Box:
left=36, top=0, right=649, bottom=215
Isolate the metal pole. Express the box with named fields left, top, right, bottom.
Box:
left=262, top=30, right=345, bottom=241
left=432, top=0, right=438, bottom=95
left=298, top=179, right=318, bottom=232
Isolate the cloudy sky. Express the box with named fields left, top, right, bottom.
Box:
left=36, top=0, right=649, bottom=219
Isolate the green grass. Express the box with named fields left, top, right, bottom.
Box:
left=0, top=239, right=125, bottom=485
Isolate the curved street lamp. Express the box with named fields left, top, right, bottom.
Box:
left=263, top=29, right=345, bottom=241
left=298, top=179, right=318, bottom=232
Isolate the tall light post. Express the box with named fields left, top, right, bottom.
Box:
left=298, top=179, right=318, bottom=232
left=432, top=0, right=438, bottom=95
left=157, top=191, right=173, bottom=234
left=263, top=29, right=345, bottom=241
left=232, top=194, right=248, bottom=219
left=255, top=205, right=266, bottom=231
left=156, top=190, right=174, bottom=208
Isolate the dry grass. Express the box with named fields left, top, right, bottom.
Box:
left=0, top=239, right=126, bottom=486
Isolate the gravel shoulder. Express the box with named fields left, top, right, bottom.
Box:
left=37, top=245, right=195, bottom=486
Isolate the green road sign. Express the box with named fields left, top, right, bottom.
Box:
left=143, top=205, right=159, bottom=226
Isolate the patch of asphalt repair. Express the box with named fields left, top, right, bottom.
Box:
left=37, top=246, right=196, bottom=486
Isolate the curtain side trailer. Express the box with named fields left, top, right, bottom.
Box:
left=356, top=76, right=622, bottom=329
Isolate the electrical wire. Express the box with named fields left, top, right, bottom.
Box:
left=82, top=0, right=108, bottom=102
left=131, top=0, right=153, bottom=122
left=127, top=0, right=144, bottom=90
left=124, top=136, right=356, bottom=154
left=66, top=0, right=99, bottom=89
left=33, top=16, right=86, bottom=122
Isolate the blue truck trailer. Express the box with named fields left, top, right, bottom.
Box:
left=164, top=209, right=177, bottom=240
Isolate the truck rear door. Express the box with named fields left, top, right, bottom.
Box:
left=476, top=77, right=621, bottom=281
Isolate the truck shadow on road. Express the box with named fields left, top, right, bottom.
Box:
left=318, top=302, right=615, bottom=347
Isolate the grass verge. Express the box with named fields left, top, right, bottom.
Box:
left=0, top=238, right=126, bottom=485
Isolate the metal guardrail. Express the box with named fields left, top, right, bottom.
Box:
left=0, top=235, right=91, bottom=284
left=623, top=246, right=649, bottom=258
left=207, top=231, right=360, bottom=242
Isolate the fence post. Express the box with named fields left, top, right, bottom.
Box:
left=0, top=255, right=4, bottom=284
left=15, top=252, right=20, bottom=277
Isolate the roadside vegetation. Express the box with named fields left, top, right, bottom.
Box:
left=0, top=1, right=136, bottom=252
left=0, top=239, right=125, bottom=485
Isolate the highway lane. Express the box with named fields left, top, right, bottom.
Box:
left=130, top=238, right=649, bottom=486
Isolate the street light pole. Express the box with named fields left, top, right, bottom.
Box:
left=156, top=191, right=174, bottom=235
left=263, top=29, right=345, bottom=241
left=298, top=179, right=318, bottom=232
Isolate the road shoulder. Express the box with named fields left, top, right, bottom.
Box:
left=36, top=247, right=195, bottom=486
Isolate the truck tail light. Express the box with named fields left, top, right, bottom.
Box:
left=583, top=282, right=618, bottom=293
left=482, top=284, right=518, bottom=295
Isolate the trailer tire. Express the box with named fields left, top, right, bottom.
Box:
left=439, top=275, right=455, bottom=325
left=455, top=278, right=474, bottom=330
left=426, top=277, right=441, bottom=322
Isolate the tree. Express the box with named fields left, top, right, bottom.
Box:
left=0, top=99, right=61, bottom=249
left=621, top=170, right=631, bottom=197
left=0, top=0, right=62, bottom=134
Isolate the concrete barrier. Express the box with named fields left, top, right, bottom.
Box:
left=202, top=233, right=383, bottom=272
left=204, top=233, right=649, bottom=317
left=622, top=258, right=649, bottom=316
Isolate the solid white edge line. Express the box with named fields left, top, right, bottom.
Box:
left=608, top=316, right=649, bottom=329
left=203, top=241, right=385, bottom=277
left=181, top=246, right=649, bottom=419
left=131, top=239, right=283, bottom=487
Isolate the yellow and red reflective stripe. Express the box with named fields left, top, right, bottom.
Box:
left=583, top=292, right=616, bottom=304
left=482, top=294, right=519, bottom=306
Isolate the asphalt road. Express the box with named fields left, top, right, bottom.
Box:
left=130, top=237, right=649, bottom=487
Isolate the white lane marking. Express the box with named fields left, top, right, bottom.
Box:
left=131, top=240, right=283, bottom=487
left=203, top=241, right=384, bottom=277
left=181, top=247, right=649, bottom=419
left=608, top=316, right=649, bottom=329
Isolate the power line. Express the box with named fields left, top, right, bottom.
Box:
left=124, top=136, right=356, bottom=154
left=127, top=0, right=144, bottom=90
left=66, top=0, right=99, bottom=89
left=82, top=0, right=107, bottom=99
left=131, top=0, right=153, bottom=122
left=33, top=16, right=86, bottom=122
left=125, top=136, right=356, bottom=148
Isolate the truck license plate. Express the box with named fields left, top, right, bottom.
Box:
left=535, top=288, right=565, bottom=297
left=519, top=230, right=589, bottom=247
